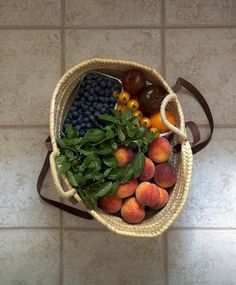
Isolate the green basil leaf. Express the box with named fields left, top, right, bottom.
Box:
left=133, top=152, right=145, bottom=178
left=104, top=168, right=112, bottom=177
left=106, top=128, right=115, bottom=139
left=65, top=150, right=74, bottom=159
left=119, top=164, right=134, bottom=183
left=93, top=172, right=104, bottom=180
left=84, top=128, right=105, bottom=142
left=107, top=168, right=122, bottom=180
left=93, top=182, right=113, bottom=198
left=66, top=170, right=79, bottom=187
left=65, top=124, right=79, bottom=139
left=55, top=155, right=71, bottom=174
left=76, top=172, right=88, bottom=185
left=106, top=183, right=119, bottom=196
left=103, top=156, right=118, bottom=168
left=111, top=142, right=118, bottom=150
left=98, top=114, right=120, bottom=124
left=117, top=127, right=125, bottom=142
left=57, top=138, right=70, bottom=149
left=79, top=190, right=97, bottom=210
left=96, top=146, right=113, bottom=155
left=121, top=110, right=132, bottom=122
left=80, top=149, right=95, bottom=156
left=144, top=130, right=157, bottom=144
left=135, top=127, right=148, bottom=139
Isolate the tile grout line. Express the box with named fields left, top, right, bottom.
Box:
left=0, top=25, right=235, bottom=30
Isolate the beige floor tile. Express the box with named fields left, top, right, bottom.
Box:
left=173, top=128, right=236, bottom=228
left=63, top=231, right=165, bottom=285
left=65, top=29, right=161, bottom=70
left=0, top=30, right=61, bottom=124
left=165, top=0, right=236, bottom=26
left=166, top=28, right=236, bottom=124
left=0, top=128, right=60, bottom=227
left=167, top=230, right=236, bottom=285
left=0, top=229, right=60, bottom=285
left=65, top=0, right=161, bottom=27
left=0, top=0, right=61, bottom=25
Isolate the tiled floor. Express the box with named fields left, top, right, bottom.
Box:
left=0, top=1, right=235, bottom=284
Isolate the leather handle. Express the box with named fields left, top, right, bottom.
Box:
left=172, top=78, right=214, bottom=154
left=36, top=137, right=93, bottom=220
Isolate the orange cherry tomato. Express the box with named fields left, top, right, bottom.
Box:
left=140, top=117, right=151, bottom=128
left=133, top=110, right=143, bottom=121
left=150, top=111, right=176, bottom=133
left=118, top=91, right=130, bottom=104
left=127, top=99, right=140, bottom=111
left=112, top=91, right=120, bottom=98
left=116, top=104, right=127, bottom=112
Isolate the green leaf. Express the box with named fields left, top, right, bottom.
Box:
left=144, top=130, right=157, bottom=144
left=121, top=110, right=132, bottom=122
left=135, top=127, right=148, bottom=139
left=55, top=155, right=71, bottom=174
left=65, top=124, right=79, bottom=139
left=84, top=128, right=105, bottom=142
left=133, top=152, right=145, bottom=178
left=67, top=171, right=79, bottom=187
left=111, top=142, right=118, bottom=150
left=106, top=128, right=115, bottom=139
left=98, top=114, right=120, bottom=124
left=76, top=172, right=88, bottom=185
left=92, top=182, right=113, bottom=198
left=107, top=168, right=122, bottom=180
left=65, top=149, right=74, bottom=159
left=79, top=189, right=97, bottom=210
left=119, top=164, right=134, bottom=183
left=106, top=183, right=119, bottom=196
left=117, top=127, right=125, bottom=142
left=103, top=156, right=118, bottom=168
left=96, top=146, right=113, bottom=155
left=57, top=138, right=70, bottom=149
left=104, top=168, right=112, bottom=177
left=80, top=149, right=95, bottom=156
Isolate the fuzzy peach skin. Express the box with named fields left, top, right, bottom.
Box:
left=152, top=187, right=169, bottom=210
left=121, top=197, right=145, bottom=224
left=148, top=137, right=171, bottom=163
left=154, top=163, right=177, bottom=188
left=135, top=182, right=160, bottom=207
left=98, top=196, right=122, bottom=214
left=115, top=146, right=134, bottom=167
left=116, top=179, right=138, bottom=198
left=138, top=157, right=155, bottom=181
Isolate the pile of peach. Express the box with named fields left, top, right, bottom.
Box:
left=98, top=137, right=177, bottom=224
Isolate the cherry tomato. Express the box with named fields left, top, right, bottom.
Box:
left=133, top=110, right=143, bottom=121
left=118, top=91, right=130, bottom=104
left=140, top=117, right=151, bottom=128
left=116, top=104, right=127, bottom=112
left=112, top=90, right=120, bottom=98
left=127, top=99, right=139, bottom=111
left=122, top=70, right=146, bottom=95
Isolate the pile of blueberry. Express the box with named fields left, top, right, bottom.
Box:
left=63, top=72, right=122, bottom=136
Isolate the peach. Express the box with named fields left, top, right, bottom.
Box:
left=115, top=146, right=134, bottom=167
left=154, top=163, right=177, bottom=188
left=148, top=137, right=171, bottom=163
left=135, top=182, right=160, bottom=207
left=116, top=179, right=138, bottom=198
left=152, top=187, right=169, bottom=210
left=138, top=157, right=155, bottom=181
left=121, top=197, right=145, bottom=224
left=98, top=196, right=122, bottom=214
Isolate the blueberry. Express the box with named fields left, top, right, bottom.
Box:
left=99, top=80, right=106, bottom=87
left=107, top=80, right=114, bottom=88
left=95, top=86, right=100, bottom=92
left=86, top=79, right=92, bottom=85
left=104, top=97, right=109, bottom=103
left=89, top=88, right=94, bottom=95
left=92, top=81, right=97, bottom=88
left=94, top=111, right=100, bottom=117
left=83, top=118, right=89, bottom=123
left=89, top=114, right=95, bottom=121
left=92, top=73, right=98, bottom=79
left=98, top=96, right=104, bottom=103
left=85, top=111, right=91, bottom=116
left=113, top=85, right=122, bottom=93
left=109, top=96, right=117, bottom=103
left=80, top=129, right=85, bottom=136
left=85, top=74, right=92, bottom=80
left=98, top=90, right=103, bottom=96
left=83, top=91, right=89, bottom=97
left=93, top=102, right=98, bottom=108
left=103, top=103, right=109, bottom=108
left=82, top=105, right=88, bottom=111
left=73, top=101, right=79, bottom=107
left=89, top=107, right=94, bottom=112
left=72, top=120, right=77, bottom=126
left=109, top=102, right=115, bottom=108
left=93, top=95, right=98, bottom=101
left=75, top=125, right=81, bottom=132
left=101, top=108, right=106, bottom=114
left=88, top=96, right=93, bottom=102
left=81, top=122, right=86, bottom=128
left=97, top=103, right=103, bottom=110
left=80, top=81, right=86, bottom=88
left=86, top=122, right=93, bottom=128
left=85, top=85, right=90, bottom=91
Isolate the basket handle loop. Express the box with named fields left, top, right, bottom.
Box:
left=160, top=93, right=187, bottom=142
left=49, top=151, right=76, bottom=198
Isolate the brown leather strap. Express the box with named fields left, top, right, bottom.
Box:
left=37, top=137, right=93, bottom=220
left=172, top=78, right=214, bottom=154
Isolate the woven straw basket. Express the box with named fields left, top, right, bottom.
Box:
left=49, top=58, right=193, bottom=237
